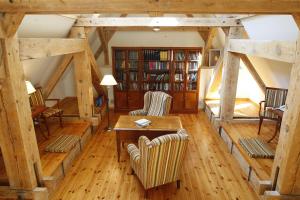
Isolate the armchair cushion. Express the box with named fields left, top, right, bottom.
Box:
left=128, top=129, right=189, bottom=190
left=147, top=91, right=170, bottom=116
left=42, top=108, right=63, bottom=118
left=129, top=109, right=148, bottom=116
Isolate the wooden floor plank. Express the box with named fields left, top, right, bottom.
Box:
left=51, top=111, right=259, bottom=200
left=221, top=121, right=276, bottom=180
left=205, top=98, right=259, bottom=118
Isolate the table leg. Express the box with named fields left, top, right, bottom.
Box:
left=268, top=118, right=281, bottom=143
left=36, top=117, right=48, bottom=140
left=116, top=130, right=121, bottom=162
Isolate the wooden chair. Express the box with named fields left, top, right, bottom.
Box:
left=258, top=87, right=288, bottom=135
left=127, top=129, right=189, bottom=198
left=129, top=91, right=172, bottom=116
left=29, top=87, right=63, bottom=136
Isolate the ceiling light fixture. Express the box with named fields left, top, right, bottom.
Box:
left=152, top=27, right=160, bottom=32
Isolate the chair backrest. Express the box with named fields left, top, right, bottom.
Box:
left=265, top=87, right=288, bottom=108
left=138, top=129, right=189, bottom=189
left=29, top=87, right=45, bottom=106
left=146, top=91, right=172, bottom=116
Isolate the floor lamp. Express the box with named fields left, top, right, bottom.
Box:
left=100, top=75, right=117, bottom=131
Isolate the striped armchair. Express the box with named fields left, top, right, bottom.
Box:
left=129, top=91, right=172, bottom=116
left=127, top=129, right=189, bottom=198
left=30, top=87, right=63, bottom=136
left=258, top=87, right=288, bottom=135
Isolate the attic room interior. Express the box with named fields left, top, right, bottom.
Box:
left=0, top=1, right=300, bottom=200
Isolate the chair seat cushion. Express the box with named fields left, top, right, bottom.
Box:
left=42, top=108, right=63, bottom=118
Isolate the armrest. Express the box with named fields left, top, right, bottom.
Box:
left=127, top=144, right=140, bottom=163
left=45, top=99, right=60, bottom=109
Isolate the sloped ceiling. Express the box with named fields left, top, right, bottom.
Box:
left=18, top=14, right=298, bottom=101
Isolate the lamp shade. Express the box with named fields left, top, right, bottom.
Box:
left=100, top=75, right=117, bottom=86
left=25, top=81, right=36, bottom=94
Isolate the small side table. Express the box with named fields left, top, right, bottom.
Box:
left=268, top=108, right=284, bottom=143
left=31, top=105, right=48, bottom=139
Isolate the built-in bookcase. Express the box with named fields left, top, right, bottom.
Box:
left=112, top=47, right=202, bottom=113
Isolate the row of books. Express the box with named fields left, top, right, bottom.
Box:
left=188, top=62, right=199, bottom=70
left=128, top=51, right=139, bottom=60
left=174, top=83, right=184, bottom=91
left=129, top=72, right=138, bottom=81
left=129, top=83, right=138, bottom=90
left=187, top=73, right=198, bottom=82
left=187, top=82, right=197, bottom=90
left=116, top=60, right=125, bottom=69
left=117, top=82, right=126, bottom=90
left=143, top=83, right=170, bottom=91
left=175, top=74, right=184, bottom=82
left=115, top=51, right=125, bottom=60
left=116, top=71, right=126, bottom=81
left=189, top=53, right=200, bottom=60
left=144, top=61, right=170, bottom=70
left=143, top=50, right=172, bottom=61
left=143, top=74, right=170, bottom=81
left=174, top=52, right=185, bottom=61
left=128, top=60, right=138, bottom=69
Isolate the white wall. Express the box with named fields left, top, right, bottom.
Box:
left=19, top=15, right=76, bottom=99
left=241, top=15, right=297, bottom=90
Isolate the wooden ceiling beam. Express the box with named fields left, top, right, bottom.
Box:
left=74, top=17, right=241, bottom=27
left=0, top=13, right=24, bottom=38
left=97, top=28, right=109, bottom=65
left=101, top=26, right=210, bottom=32
left=293, top=13, right=300, bottom=29
left=1, top=1, right=300, bottom=14
left=19, top=38, right=85, bottom=60
left=228, top=39, right=297, bottom=63
left=201, top=27, right=218, bottom=67
left=94, top=14, right=127, bottom=60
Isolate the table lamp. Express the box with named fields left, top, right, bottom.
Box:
left=100, top=75, right=117, bottom=131
left=25, top=81, right=36, bottom=94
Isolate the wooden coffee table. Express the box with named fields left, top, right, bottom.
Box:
left=114, top=115, right=183, bottom=162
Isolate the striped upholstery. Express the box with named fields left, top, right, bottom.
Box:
left=129, top=91, right=172, bottom=116
left=42, top=108, right=63, bottom=118
left=261, top=87, right=288, bottom=119
left=29, top=87, right=45, bottom=106
left=127, top=129, right=189, bottom=190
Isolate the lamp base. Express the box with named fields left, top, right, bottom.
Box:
left=103, top=126, right=113, bottom=132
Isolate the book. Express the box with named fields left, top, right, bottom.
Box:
left=135, top=119, right=151, bottom=127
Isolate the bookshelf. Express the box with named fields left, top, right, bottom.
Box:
left=112, top=47, right=202, bottom=113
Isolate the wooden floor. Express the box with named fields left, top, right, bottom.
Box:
left=51, top=111, right=259, bottom=200
left=221, top=122, right=278, bottom=180
left=36, top=119, right=91, bottom=177
left=205, top=99, right=259, bottom=118
left=59, top=97, right=106, bottom=116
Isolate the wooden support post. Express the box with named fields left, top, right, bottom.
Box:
left=94, top=14, right=127, bottom=60
left=269, top=31, right=300, bottom=195
left=220, top=27, right=244, bottom=120
left=0, top=13, right=24, bottom=38
left=71, top=27, right=94, bottom=119
left=206, top=56, right=223, bottom=98
left=201, top=28, right=217, bottom=67
left=0, top=34, right=47, bottom=197
left=97, top=27, right=109, bottom=65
